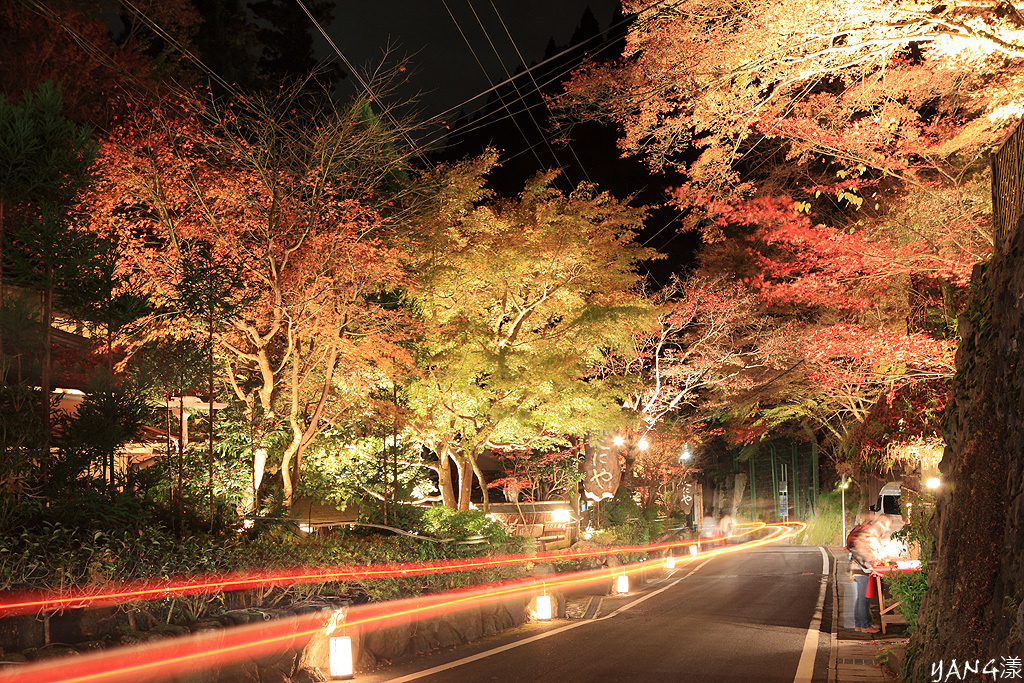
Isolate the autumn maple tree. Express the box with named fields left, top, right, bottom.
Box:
left=406, top=153, right=658, bottom=510
left=558, top=0, right=1016, bottom=466
left=91, top=86, right=422, bottom=509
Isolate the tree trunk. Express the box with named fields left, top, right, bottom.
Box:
left=40, top=272, right=52, bottom=481
left=437, top=449, right=456, bottom=508
left=472, top=458, right=489, bottom=513
left=280, top=431, right=302, bottom=509
left=456, top=456, right=473, bottom=511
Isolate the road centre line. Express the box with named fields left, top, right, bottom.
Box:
left=793, top=546, right=830, bottom=683
left=386, top=558, right=714, bottom=682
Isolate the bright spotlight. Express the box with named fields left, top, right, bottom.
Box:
left=926, top=477, right=941, bottom=489
left=613, top=435, right=625, bottom=446
left=637, top=439, right=649, bottom=450
left=551, top=509, right=571, bottom=524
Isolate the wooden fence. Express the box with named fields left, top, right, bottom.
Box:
left=991, top=118, right=1024, bottom=256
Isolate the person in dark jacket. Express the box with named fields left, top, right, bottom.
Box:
left=849, top=514, right=892, bottom=633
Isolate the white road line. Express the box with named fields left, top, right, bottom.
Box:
left=794, top=546, right=830, bottom=683
left=385, top=558, right=713, bottom=682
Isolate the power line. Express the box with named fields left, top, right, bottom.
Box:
left=422, top=0, right=681, bottom=131
left=292, top=0, right=434, bottom=168
left=440, top=0, right=550, bottom=177
left=465, top=0, right=579, bottom=185
left=486, top=0, right=593, bottom=185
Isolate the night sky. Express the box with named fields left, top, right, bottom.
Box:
left=322, top=1, right=620, bottom=136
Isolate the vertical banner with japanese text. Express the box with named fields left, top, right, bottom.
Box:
left=583, top=439, right=620, bottom=501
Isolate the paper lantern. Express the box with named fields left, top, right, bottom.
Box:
left=665, top=555, right=675, bottom=569
left=615, top=575, right=629, bottom=594
left=536, top=594, right=552, bottom=620
left=329, top=635, right=354, bottom=679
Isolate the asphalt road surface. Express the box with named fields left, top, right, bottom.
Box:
left=364, top=544, right=833, bottom=683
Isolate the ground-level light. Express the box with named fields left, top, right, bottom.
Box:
left=665, top=555, right=675, bottom=569
left=689, top=545, right=698, bottom=556
left=637, top=439, right=649, bottom=450
left=535, top=594, right=552, bottom=620
left=614, top=575, right=629, bottom=594
left=329, top=635, right=353, bottom=679
left=926, top=477, right=941, bottom=489
left=613, top=435, right=625, bottom=446
left=551, top=508, right=571, bottom=524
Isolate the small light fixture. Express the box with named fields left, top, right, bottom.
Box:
left=689, top=545, right=698, bottom=556
left=637, top=439, right=649, bottom=450
left=613, top=435, right=625, bottom=446
left=299, top=523, right=313, bottom=534
left=665, top=555, right=675, bottom=569
left=329, top=636, right=354, bottom=679
left=325, top=609, right=353, bottom=679
left=926, top=477, right=941, bottom=489
left=551, top=509, right=571, bottom=524
left=536, top=594, right=552, bottom=620
left=615, top=575, right=629, bottom=594
left=680, top=443, right=691, bottom=462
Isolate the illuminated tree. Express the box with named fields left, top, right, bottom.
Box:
left=558, top=0, right=1004, bottom=465
left=407, top=154, right=657, bottom=510
left=92, top=86, right=419, bottom=509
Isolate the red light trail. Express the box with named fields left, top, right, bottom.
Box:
left=0, top=523, right=766, bottom=617
left=0, top=523, right=805, bottom=683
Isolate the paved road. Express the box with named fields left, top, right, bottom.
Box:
left=367, top=545, right=833, bottom=682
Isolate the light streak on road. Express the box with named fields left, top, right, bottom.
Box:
left=0, top=523, right=767, bottom=616
left=0, top=523, right=805, bottom=683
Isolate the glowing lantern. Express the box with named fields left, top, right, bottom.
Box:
left=665, top=555, right=675, bottom=569
left=536, top=594, right=552, bottom=620
left=551, top=509, right=571, bottom=524
left=926, top=477, right=941, bottom=489
left=613, top=435, right=625, bottom=446
left=614, top=575, right=629, bottom=594
left=689, top=545, right=698, bottom=556
left=637, top=439, right=649, bottom=450
left=329, top=635, right=353, bottom=679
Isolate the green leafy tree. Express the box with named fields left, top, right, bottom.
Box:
left=408, top=155, right=658, bottom=509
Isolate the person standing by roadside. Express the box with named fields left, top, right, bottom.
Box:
left=849, top=513, right=893, bottom=633
left=717, top=510, right=735, bottom=544
left=700, top=509, right=718, bottom=549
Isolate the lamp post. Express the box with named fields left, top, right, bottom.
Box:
left=840, top=475, right=849, bottom=542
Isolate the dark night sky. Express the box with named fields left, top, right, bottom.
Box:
left=318, top=1, right=698, bottom=281
left=322, top=1, right=620, bottom=141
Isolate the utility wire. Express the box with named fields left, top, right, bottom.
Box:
left=465, top=0, right=578, bottom=185
left=293, top=0, right=434, bottom=168
left=486, top=0, right=593, bottom=185
left=440, top=0, right=550, bottom=177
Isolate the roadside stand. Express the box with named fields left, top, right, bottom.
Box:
left=867, top=559, right=921, bottom=634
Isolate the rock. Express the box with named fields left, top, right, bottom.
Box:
left=74, top=640, right=106, bottom=653
left=1019, top=600, right=1023, bottom=646
left=362, top=619, right=412, bottom=661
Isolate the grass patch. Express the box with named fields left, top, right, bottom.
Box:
left=801, top=489, right=858, bottom=546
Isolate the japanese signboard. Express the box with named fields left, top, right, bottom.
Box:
left=677, top=479, right=695, bottom=515
left=583, top=440, right=620, bottom=501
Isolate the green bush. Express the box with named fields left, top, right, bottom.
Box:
left=886, top=500, right=933, bottom=634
